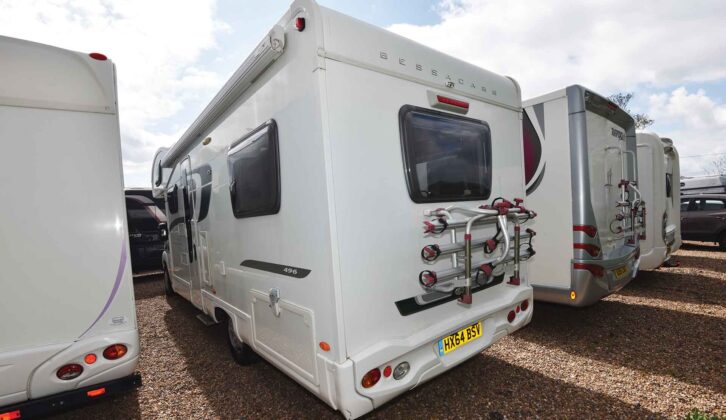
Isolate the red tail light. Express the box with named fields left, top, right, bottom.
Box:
left=0, top=410, right=21, bottom=420
left=436, top=95, right=469, bottom=109
left=573, top=263, right=605, bottom=277
left=88, top=52, right=107, bottom=61
left=103, top=344, right=128, bottom=360
left=383, top=366, right=392, bottom=378
left=574, top=243, right=601, bottom=257
left=87, top=388, right=106, bottom=398
left=295, top=17, right=305, bottom=31
left=56, top=364, right=83, bottom=380
left=507, top=310, right=516, bottom=323
left=361, top=368, right=381, bottom=388
left=521, top=299, right=529, bottom=311
left=573, top=225, right=598, bottom=237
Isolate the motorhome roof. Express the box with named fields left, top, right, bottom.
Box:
left=162, top=0, right=520, bottom=168
left=0, top=35, right=116, bottom=114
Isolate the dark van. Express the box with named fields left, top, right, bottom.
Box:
left=680, top=194, right=726, bottom=250
left=125, top=189, right=167, bottom=272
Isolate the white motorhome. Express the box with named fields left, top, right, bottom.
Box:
left=636, top=133, right=682, bottom=269
left=681, top=174, right=726, bottom=195
left=0, top=36, right=140, bottom=418
left=151, top=1, right=536, bottom=417
left=521, top=86, right=643, bottom=306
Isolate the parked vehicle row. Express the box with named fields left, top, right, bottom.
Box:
left=0, top=0, right=712, bottom=418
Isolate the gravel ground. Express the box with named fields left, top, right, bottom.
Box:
left=53, top=242, right=725, bottom=419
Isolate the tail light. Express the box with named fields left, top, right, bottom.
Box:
left=84, top=354, right=97, bottom=364
left=0, top=410, right=21, bottom=420
left=57, top=364, right=83, bottom=380
left=103, top=344, right=128, bottom=360
left=574, top=243, right=601, bottom=257
left=88, top=52, right=107, bottom=61
left=295, top=17, right=305, bottom=31
left=87, top=387, right=106, bottom=398
left=573, top=225, right=598, bottom=237
left=507, top=310, right=516, bottom=323
left=361, top=368, right=381, bottom=388
left=393, top=362, right=410, bottom=380
left=573, top=262, right=605, bottom=277
left=521, top=299, right=529, bottom=311
left=436, top=95, right=470, bottom=110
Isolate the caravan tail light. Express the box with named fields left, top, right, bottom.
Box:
left=573, top=263, right=605, bottom=277
left=507, top=310, right=516, bottom=323
left=56, top=364, right=83, bottom=380
left=383, top=366, right=392, bottom=378
left=103, top=344, right=128, bottom=360
left=84, top=353, right=97, bottom=364
left=86, top=387, right=106, bottom=398
left=88, top=52, right=107, bottom=61
left=0, top=410, right=21, bottom=420
left=573, top=225, right=598, bottom=237
left=361, top=368, right=381, bottom=388
left=393, top=362, right=410, bottom=380
left=436, top=95, right=469, bottom=110
left=295, top=17, right=305, bottom=31
left=574, top=243, right=601, bottom=257
left=521, top=299, right=529, bottom=311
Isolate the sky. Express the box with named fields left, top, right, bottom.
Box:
left=1, top=0, right=725, bottom=187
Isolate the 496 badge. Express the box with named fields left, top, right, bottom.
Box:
left=437, top=321, right=483, bottom=356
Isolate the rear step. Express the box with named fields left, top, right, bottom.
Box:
left=196, top=314, right=218, bottom=326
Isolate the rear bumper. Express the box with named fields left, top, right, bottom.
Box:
left=534, top=245, right=639, bottom=306
left=0, top=373, right=141, bottom=419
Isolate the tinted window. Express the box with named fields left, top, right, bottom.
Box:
left=699, top=199, right=726, bottom=211
left=400, top=106, right=491, bottom=203
left=522, top=112, right=542, bottom=185
left=665, top=173, right=673, bottom=198
left=168, top=185, right=179, bottom=214
left=227, top=121, right=280, bottom=218
left=680, top=200, right=690, bottom=212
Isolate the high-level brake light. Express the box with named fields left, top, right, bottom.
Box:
left=88, top=52, right=107, bottom=61
left=436, top=95, right=469, bottom=110
left=295, top=17, right=305, bottom=31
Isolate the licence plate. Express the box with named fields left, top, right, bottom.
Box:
left=437, top=322, right=482, bottom=356
left=613, top=266, right=628, bottom=279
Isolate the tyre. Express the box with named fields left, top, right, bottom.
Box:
left=227, top=318, right=259, bottom=365
left=163, top=265, right=174, bottom=296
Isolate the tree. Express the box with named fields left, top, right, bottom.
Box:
left=608, top=92, right=654, bottom=130
left=711, top=155, right=726, bottom=175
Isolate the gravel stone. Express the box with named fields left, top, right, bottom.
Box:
left=52, top=241, right=725, bottom=419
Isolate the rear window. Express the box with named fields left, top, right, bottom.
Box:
left=399, top=106, right=492, bottom=203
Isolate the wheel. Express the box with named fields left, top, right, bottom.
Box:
left=163, top=265, right=174, bottom=296
left=227, top=318, right=259, bottom=365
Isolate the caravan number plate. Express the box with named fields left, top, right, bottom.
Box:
left=613, top=266, right=628, bottom=279
left=437, top=322, right=482, bottom=356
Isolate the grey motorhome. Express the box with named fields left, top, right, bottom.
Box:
left=522, top=85, right=643, bottom=306
left=151, top=0, right=538, bottom=417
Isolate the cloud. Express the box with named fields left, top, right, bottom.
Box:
left=648, top=87, right=726, bottom=176
left=388, top=0, right=726, bottom=99
left=388, top=0, right=726, bottom=176
left=0, top=0, right=228, bottom=186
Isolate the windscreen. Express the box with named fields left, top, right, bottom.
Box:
left=400, top=106, right=491, bottom=203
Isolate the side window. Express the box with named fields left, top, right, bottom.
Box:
left=665, top=173, right=673, bottom=198
left=522, top=111, right=542, bottom=185
left=168, top=185, right=179, bottom=214
left=701, top=199, right=726, bottom=211
left=227, top=120, right=280, bottom=218
left=399, top=105, right=492, bottom=203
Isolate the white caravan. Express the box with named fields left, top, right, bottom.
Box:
left=522, top=86, right=643, bottom=306
left=151, top=1, right=537, bottom=417
left=681, top=174, right=726, bottom=195
left=0, top=36, right=140, bottom=418
left=636, top=133, right=682, bottom=269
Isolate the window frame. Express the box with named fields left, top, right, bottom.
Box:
left=398, top=105, right=492, bottom=204
left=227, top=120, right=281, bottom=219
